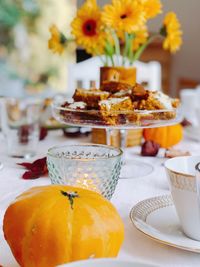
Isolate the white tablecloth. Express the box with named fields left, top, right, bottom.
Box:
left=1, top=130, right=200, bottom=267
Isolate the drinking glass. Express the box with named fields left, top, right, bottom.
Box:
left=47, top=144, right=123, bottom=199
left=0, top=97, right=41, bottom=158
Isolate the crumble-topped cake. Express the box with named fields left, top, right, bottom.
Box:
left=73, top=88, right=110, bottom=109
left=100, top=81, right=132, bottom=93
left=58, top=82, right=180, bottom=126
left=99, top=97, right=133, bottom=125
left=60, top=100, right=102, bottom=124
left=111, top=89, right=132, bottom=98
left=67, top=101, right=87, bottom=110
left=60, top=101, right=86, bottom=121
left=136, top=91, right=179, bottom=110
left=131, top=83, right=149, bottom=101
left=132, top=90, right=179, bottom=120
left=99, top=97, right=133, bottom=112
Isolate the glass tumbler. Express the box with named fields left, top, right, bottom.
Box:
left=0, top=97, right=41, bottom=158
left=47, top=144, right=123, bottom=199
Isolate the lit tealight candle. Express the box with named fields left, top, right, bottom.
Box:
left=75, top=173, right=100, bottom=193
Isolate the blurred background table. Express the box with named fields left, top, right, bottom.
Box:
left=1, top=130, right=200, bottom=267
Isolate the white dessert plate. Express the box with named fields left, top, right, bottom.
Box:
left=130, top=195, right=200, bottom=253
left=184, top=126, right=200, bottom=141
left=58, top=258, right=158, bottom=267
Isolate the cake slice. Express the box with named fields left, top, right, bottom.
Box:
left=111, top=89, right=132, bottom=98
left=99, top=97, right=133, bottom=125
left=73, top=88, right=110, bottom=109
left=134, top=91, right=180, bottom=121
left=131, top=83, right=149, bottom=101
left=137, top=91, right=180, bottom=110
left=99, top=97, right=133, bottom=112
left=67, top=101, right=87, bottom=110
left=100, top=81, right=133, bottom=94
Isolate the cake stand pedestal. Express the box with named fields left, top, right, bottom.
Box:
left=106, top=128, right=154, bottom=179
left=52, top=100, right=182, bottom=179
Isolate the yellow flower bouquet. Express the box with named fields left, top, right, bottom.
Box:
left=49, top=0, right=182, bottom=66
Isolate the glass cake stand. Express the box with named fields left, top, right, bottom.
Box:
left=52, top=99, right=182, bottom=179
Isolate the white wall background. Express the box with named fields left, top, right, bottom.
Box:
left=78, top=0, right=200, bottom=95
left=149, top=0, right=200, bottom=95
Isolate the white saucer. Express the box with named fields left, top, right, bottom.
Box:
left=59, top=259, right=158, bottom=267
left=184, top=126, right=200, bottom=141
left=130, top=195, right=200, bottom=253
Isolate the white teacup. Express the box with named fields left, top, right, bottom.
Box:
left=165, top=156, right=200, bottom=241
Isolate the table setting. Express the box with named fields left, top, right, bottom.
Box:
left=1, top=129, right=200, bottom=267
left=1, top=0, right=200, bottom=267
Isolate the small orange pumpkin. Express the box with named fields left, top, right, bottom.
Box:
left=3, top=185, right=124, bottom=267
left=143, top=124, right=183, bottom=148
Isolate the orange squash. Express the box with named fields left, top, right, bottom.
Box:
left=3, top=185, right=124, bottom=267
left=143, top=124, right=183, bottom=148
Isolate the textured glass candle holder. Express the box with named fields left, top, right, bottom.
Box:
left=47, top=144, right=123, bottom=199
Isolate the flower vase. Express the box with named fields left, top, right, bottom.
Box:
left=100, top=66, right=136, bottom=86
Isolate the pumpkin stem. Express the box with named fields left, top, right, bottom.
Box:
left=61, top=190, right=79, bottom=209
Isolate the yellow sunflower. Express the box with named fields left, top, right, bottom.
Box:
left=71, top=0, right=106, bottom=55
left=163, top=12, right=181, bottom=31
left=48, top=25, right=67, bottom=55
left=102, top=0, right=146, bottom=34
left=138, top=0, right=162, bottom=19
left=162, top=12, right=182, bottom=53
left=132, top=25, right=148, bottom=51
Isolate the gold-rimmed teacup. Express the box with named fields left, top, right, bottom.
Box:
left=165, top=156, right=200, bottom=241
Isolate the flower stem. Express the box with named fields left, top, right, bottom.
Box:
left=111, top=30, right=121, bottom=66
left=123, top=32, right=129, bottom=65
left=104, top=39, right=115, bottom=66
left=93, top=47, right=107, bottom=66
left=110, top=55, right=115, bottom=66
left=66, top=37, right=75, bottom=42
left=131, top=34, right=159, bottom=64
left=100, top=55, right=107, bottom=66
left=127, top=33, right=135, bottom=65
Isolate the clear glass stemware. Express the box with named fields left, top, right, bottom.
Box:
left=106, top=128, right=153, bottom=179
left=52, top=98, right=182, bottom=179
left=0, top=162, right=3, bottom=170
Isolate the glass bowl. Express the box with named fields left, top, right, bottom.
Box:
left=47, top=144, right=123, bottom=199
left=52, top=98, right=182, bottom=129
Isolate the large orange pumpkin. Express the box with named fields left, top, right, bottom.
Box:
left=3, top=185, right=124, bottom=267
left=143, top=124, right=183, bottom=148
